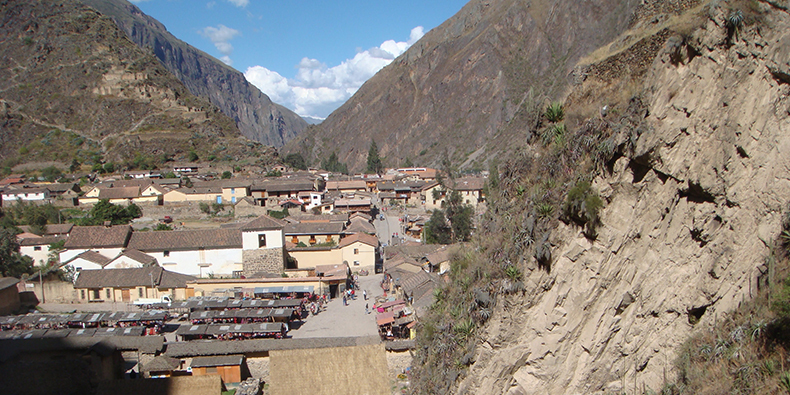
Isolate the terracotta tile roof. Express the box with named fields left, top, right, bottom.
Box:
left=290, top=213, right=349, bottom=223
left=346, top=217, right=376, bottom=234
left=283, top=222, right=345, bottom=235
left=96, top=187, right=141, bottom=199
left=449, top=177, right=487, bottom=191
left=333, top=198, right=371, bottom=207
left=241, top=215, right=286, bottom=231
left=252, top=179, right=315, bottom=193
left=325, top=180, right=367, bottom=190
left=127, top=229, right=242, bottom=251
left=19, top=223, right=73, bottom=236
left=19, top=235, right=66, bottom=246
left=65, top=251, right=113, bottom=267
left=338, top=233, right=379, bottom=249
left=74, top=266, right=194, bottom=288
left=116, top=249, right=158, bottom=266
left=64, top=225, right=132, bottom=249
left=0, top=277, right=19, bottom=291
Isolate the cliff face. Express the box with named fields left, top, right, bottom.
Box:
left=0, top=0, right=276, bottom=166
left=79, top=0, right=308, bottom=148
left=286, top=0, right=642, bottom=171
left=454, top=2, right=790, bottom=394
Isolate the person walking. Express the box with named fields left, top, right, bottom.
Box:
left=363, top=289, right=367, bottom=300
left=342, top=294, right=347, bottom=306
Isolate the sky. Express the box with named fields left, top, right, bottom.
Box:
left=128, top=0, right=469, bottom=120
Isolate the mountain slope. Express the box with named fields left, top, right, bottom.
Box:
left=0, top=0, right=275, bottom=168
left=413, top=1, right=790, bottom=394
left=285, top=0, right=642, bottom=172
left=79, top=0, right=308, bottom=148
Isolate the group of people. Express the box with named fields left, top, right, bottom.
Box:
left=341, top=287, right=368, bottom=306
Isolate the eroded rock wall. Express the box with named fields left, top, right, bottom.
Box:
left=458, top=4, right=790, bottom=394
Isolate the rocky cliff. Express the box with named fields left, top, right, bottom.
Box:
left=0, top=0, right=276, bottom=167
left=285, top=0, right=642, bottom=172
left=79, top=0, right=308, bottom=148
left=431, top=1, right=790, bottom=394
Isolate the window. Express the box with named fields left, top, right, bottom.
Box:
left=92, top=289, right=100, bottom=299
left=106, top=289, right=111, bottom=299
left=258, top=234, right=267, bottom=248
left=354, top=248, right=359, bottom=255
left=33, top=246, right=42, bottom=251
left=232, top=271, right=243, bottom=279
left=138, top=288, right=144, bottom=297
left=164, top=251, right=170, bottom=257
left=230, top=188, right=235, bottom=194
left=81, top=290, right=86, bottom=299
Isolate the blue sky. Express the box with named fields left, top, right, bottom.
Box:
left=129, top=0, right=468, bottom=119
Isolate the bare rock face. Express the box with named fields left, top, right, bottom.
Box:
left=456, top=4, right=790, bottom=394
left=80, top=0, right=308, bottom=147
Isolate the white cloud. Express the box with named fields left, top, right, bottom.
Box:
left=129, top=0, right=151, bottom=3
left=206, top=1, right=216, bottom=9
left=199, top=24, right=241, bottom=56
left=219, top=56, right=233, bottom=66
left=226, top=0, right=249, bottom=7
left=244, top=26, right=425, bottom=119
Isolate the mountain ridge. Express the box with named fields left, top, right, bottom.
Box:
left=79, top=0, right=308, bottom=148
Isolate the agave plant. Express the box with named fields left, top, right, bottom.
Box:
left=545, top=101, right=565, bottom=123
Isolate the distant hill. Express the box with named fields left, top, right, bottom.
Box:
left=284, top=0, right=641, bottom=172
left=0, top=0, right=277, bottom=170
left=79, top=0, right=308, bottom=148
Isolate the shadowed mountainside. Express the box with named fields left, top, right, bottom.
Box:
left=0, top=0, right=277, bottom=168
left=284, top=0, right=643, bottom=172
left=79, top=0, right=308, bottom=148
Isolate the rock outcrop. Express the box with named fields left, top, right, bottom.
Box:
left=80, top=0, right=308, bottom=147
left=455, top=2, right=790, bottom=394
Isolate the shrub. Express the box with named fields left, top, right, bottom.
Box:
left=153, top=223, right=172, bottom=231
left=199, top=202, right=211, bottom=214
left=562, top=180, right=603, bottom=231
left=545, top=102, right=565, bottom=123
left=221, top=171, right=232, bottom=179
left=505, top=265, right=522, bottom=281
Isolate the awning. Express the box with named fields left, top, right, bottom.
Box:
left=376, top=311, right=395, bottom=326
left=253, top=286, right=314, bottom=294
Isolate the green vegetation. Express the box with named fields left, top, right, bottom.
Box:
left=264, top=169, right=282, bottom=177
left=561, top=180, right=603, bottom=238
left=188, top=150, right=199, bottom=162
left=73, top=200, right=141, bottom=226
left=366, top=140, right=384, bottom=174
left=267, top=207, right=290, bottom=220
left=0, top=227, right=33, bottom=277
left=424, top=190, right=473, bottom=244
left=283, top=153, right=307, bottom=170
left=544, top=101, right=565, bottom=123
left=321, top=152, right=349, bottom=174
left=153, top=223, right=173, bottom=231
left=221, top=171, right=233, bottom=179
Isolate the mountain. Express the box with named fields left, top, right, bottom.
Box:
left=79, top=0, right=308, bottom=148
left=284, top=0, right=643, bottom=172
left=0, top=0, right=276, bottom=169
left=408, top=0, right=790, bottom=394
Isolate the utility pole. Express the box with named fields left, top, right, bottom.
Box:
left=39, top=269, right=45, bottom=304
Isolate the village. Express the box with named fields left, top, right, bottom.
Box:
left=0, top=164, right=486, bottom=394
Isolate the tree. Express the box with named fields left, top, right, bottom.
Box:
left=366, top=140, right=383, bottom=174
left=443, top=190, right=473, bottom=242
left=424, top=209, right=452, bottom=244
left=284, top=153, right=307, bottom=170
left=103, top=162, right=115, bottom=174
left=321, top=152, right=349, bottom=174
left=80, top=200, right=139, bottom=225
left=183, top=176, right=193, bottom=188
left=0, top=227, right=33, bottom=277
left=221, top=171, right=233, bottom=179
left=188, top=151, right=199, bottom=162
left=41, top=166, right=62, bottom=182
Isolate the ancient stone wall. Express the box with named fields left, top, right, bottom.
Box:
left=243, top=248, right=285, bottom=277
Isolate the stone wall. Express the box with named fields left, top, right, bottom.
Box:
left=243, top=248, right=285, bottom=277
